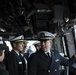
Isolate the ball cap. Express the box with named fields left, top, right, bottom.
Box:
left=10, top=35, right=24, bottom=42
left=37, top=31, right=55, bottom=40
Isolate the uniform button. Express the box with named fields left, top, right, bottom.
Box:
left=48, top=70, right=50, bottom=72
left=55, top=69, right=57, bottom=71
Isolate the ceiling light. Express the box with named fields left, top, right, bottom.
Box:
left=0, top=28, right=6, bottom=32
left=65, top=18, right=69, bottom=22
left=37, top=9, right=51, bottom=12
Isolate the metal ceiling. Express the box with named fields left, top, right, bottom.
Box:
left=0, top=0, right=76, bottom=38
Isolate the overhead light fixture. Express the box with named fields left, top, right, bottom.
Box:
left=0, top=28, right=6, bottom=32
left=65, top=18, right=69, bottom=22
left=37, top=9, right=51, bottom=13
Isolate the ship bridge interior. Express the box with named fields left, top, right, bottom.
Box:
left=0, top=0, right=76, bottom=75
left=0, top=0, right=76, bottom=38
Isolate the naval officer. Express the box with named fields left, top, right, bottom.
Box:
left=33, top=41, right=41, bottom=52
left=6, top=35, right=26, bottom=75
left=28, top=31, right=69, bottom=75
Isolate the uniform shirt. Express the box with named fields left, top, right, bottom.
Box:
left=6, top=50, right=26, bottom=75
left=28, top=50, right=69, bottom=75
left=0, top=62, right=9, bottom=75
left=14, top=50, right=19, bottom=56
left=45, top=50, right=51, bottom=57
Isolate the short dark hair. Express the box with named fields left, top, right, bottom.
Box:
left=0, top=50, right=3, bottom=56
